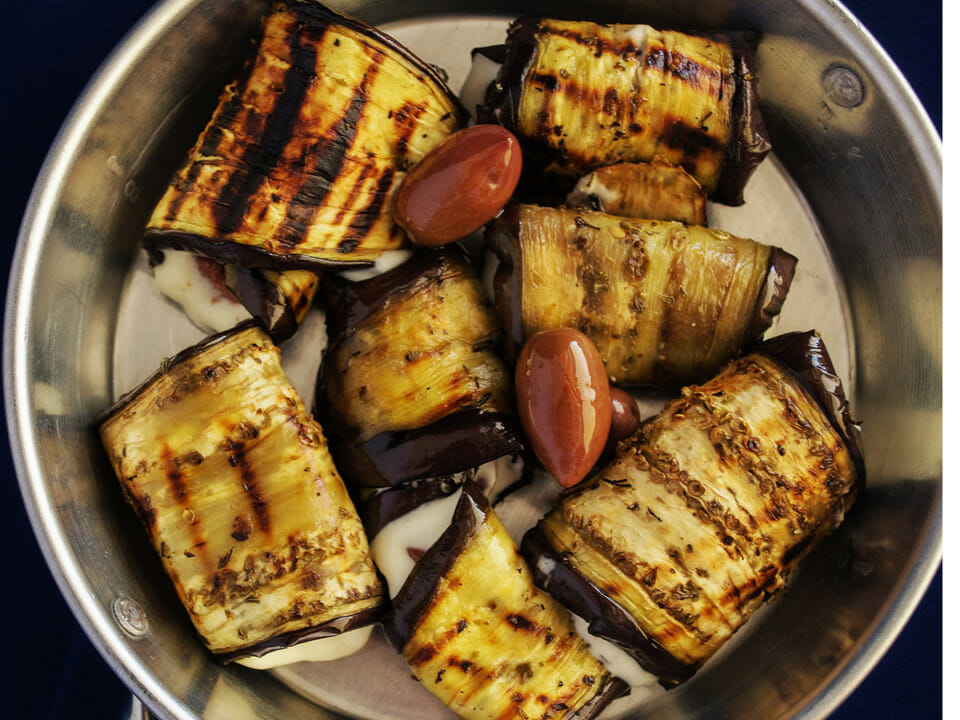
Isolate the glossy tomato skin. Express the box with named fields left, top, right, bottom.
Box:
left=392, top=125, right=522, bottom=246
left=515, top=328, right=612, bottom=488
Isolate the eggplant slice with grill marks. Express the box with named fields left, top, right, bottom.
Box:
left=318, top=247, right=526, bottom=500
left=379, top=480, right=629, bottom=720
left=147, top=248, right=318, bottom=343
left=144, top=1, right=467, bottom=272
left=522, top=331, right=862, bottom=686
left=565, top=157, right=708, bottom=225
left=480, top=18, right=769, bottom=204
left=99, top=323, right=384, bottom=665
left=487, top=204, right=796, bottom=386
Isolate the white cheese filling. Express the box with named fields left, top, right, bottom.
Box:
left=535, top=556, right=660, bottom=692
left=151, top=249, right=251, bottom=333
left=235, top=625, right=373, bottom=670
left=569, top=173, right=620, bottom=209
left=458, top=53, right=503, bottom=122
left=338, top=249, right=414, bottom=282
left=371, top=488, right=464, bottom=599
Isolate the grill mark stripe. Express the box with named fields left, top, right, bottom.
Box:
left=212, top=25, right=319, bottom=236
left=277, top=48, right=381, bottom=251
left=538, top=27, right=723, bottom=91
left=690, top=387, right=811, bottom=531
left=229, top=446, right=271, bottom=533
left=160, top=445, right=211, bottom=565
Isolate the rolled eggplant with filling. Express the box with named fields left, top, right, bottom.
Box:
left=522, top=331, right=863, bottom=686
left=144, top=1, right=467, bottom=272
left=99, top=322, right=384, bottom=666
left=318, top=248, right=526, bottom=496
left=479, top=18, right=769, bottom=204
left=565, top=157, right=708, bottom=225
left=487, top=204, right=796, bottom=386
left=377, top=480, right=629, bottom=719
left=148, top=248, right=317, bottom=342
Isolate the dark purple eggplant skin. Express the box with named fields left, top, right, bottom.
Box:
left=222, top=264, right=301, bottom=343
left=485, top=205, right=525, bottom=358
left=330, top=410, right=524, bottom=489
left=383, top=481, right=489, bottom=651
left=216, top=604, right=384, bottom=664
left=479, top=19, right=771, bottom=205
left=142, top=228, right=374, bottom=273
left=746, top=246, right=798, bottom=340
left=362, top=476, right=463, bottom=541
left=521, top=527, right=695, bottom=687
left=713, top=31, right=771, bottom=206
left=755, top=330, right=865, bottom=486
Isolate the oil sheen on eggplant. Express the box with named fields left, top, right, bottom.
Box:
left=99, top=323, right=384, bottom=662
left=481, top=18, right=769, bottom=204
left=487, top=204, right=796, bottom=387
left=521, top=331, right=861, bottom=685
left=144, top=1, right=467, bottom=271
left=384, top=481, right=628, bottom=720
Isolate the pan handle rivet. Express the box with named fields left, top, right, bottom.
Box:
left=112, top=596, right=149, bottom=638
left=823, top=65, right=864, bottom=107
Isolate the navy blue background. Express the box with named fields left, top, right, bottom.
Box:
left=2, top=1, right=940, bottom=718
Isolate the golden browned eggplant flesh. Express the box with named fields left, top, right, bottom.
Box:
left=523, top=332, right=862, bottom=684
left=565, top=158, right=708, bottom=225
left=144, top=0, right=467, bottom=271
left=384, top=482, right=628, bottom=720
left=99, top=323, right=384, bottom=661
left=487, top=204, right=797, bottom=386
left=482, top=17, right=770, bottom=204
left=320, top=248, right=512, bottom=444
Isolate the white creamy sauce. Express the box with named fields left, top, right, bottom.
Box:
left=370, top=488, right=464, bottom=598
left=474, top=454, right=525, bottom=501
left=337, top=249, right=414, bottom=282
left=569, top=173, right=619, bottom=209
left=535, top=556, right=662, bottom=696
left=236, top=625, right=374, bottom=670
left=458, top=53, right=503, bottom=122
left=151, top=249, right=251, bottom=333
left=570, top=614, right=659, bottom=691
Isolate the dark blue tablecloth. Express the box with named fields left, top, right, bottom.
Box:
left=2, top=1, right=940, bottom=718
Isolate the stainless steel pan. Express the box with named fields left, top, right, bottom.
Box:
left=6, top=1, right=940, bottom=718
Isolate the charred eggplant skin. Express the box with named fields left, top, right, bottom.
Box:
left=144, top=1, right=467, bottom=271
left=521, top=331, right=861, bottom=681
left=386, top=481, right=628, bottom=720
left=329, top=409, right=524, bottom=490
left=221, top=265, right=317, bottom=343
left=487, top=204, right=797, bottom=386
left=482, top=18, right=769, bottom=204
left=100, top=322, right=384, bottom=660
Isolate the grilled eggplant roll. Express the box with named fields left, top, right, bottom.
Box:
left=522, top=331, right=862, bottom=686
left=144, top=1, right=467, bottom=272
left=99, top=323, right=384, bottom=664
left=380, top=480, right=628, bottom=719
left=566, top=158, right=708, bottom=225
left=148, top=248, right=317, bottom=342
left=481, top=18, right=769, bottom=204
left=487, top=204, right=796, bottom=386
left=318, top=248, right=524, bottom=493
